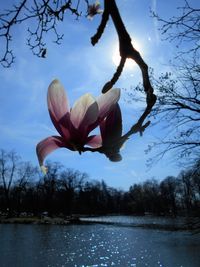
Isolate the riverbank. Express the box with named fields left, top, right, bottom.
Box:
left=0, top=215, right=80, bottom=225
left=1, top=215, right=199, bottom=232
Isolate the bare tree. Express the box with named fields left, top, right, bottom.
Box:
left=59, top=168, right=87, bottom=214
left=129, top=184, right=145, bottom=214
left=128, top=0, right=200, bottom=166
left=13, top=162, right=37, bottom=214
left=145, top=56, right=200, bottom=165
left=152, top=0, right=200, bottom=56
left=191, top=159, right=200, bottom=196
left=39, top=161, right=62, bottom=215
left=0, top=149, right=20, bottom=214
left=160, top=176, right=178, bottom=215
left=142, top=179, right=161, bottom=214
left=178, top=170, right=197, bottom=214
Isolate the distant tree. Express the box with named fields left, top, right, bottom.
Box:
left=78, top=181, right=94, bottom=214
left=178, top=171, right=191, bottom=212
left=12, top=162, right=37, bottom=214
left=59, top=168, right=87, bottom=215
left=160, top=176, right=178, bottom=216
left=107, top=187, right=123, bottom=214
left=0, top=185, right=5, bottom=211
left=38, top=161, right=62, bottom=215
left=178, top=169, right=198, bottom=214
left=0, top=149, right=20, bottom=214
left=142, top=179, right=161, bottom=214
left=98, top=180, right=110, bottom=212
left=128, top=184, right=145, bottom=214
left=78, top=181, right=100, bottom=214
left=78, top=180, right=111, bottom=215
left=0, top=148, right=199, bottom=218
left=191, top=160, right=200, bottom=198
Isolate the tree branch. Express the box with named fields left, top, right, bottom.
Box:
left=85, top=0, right=157, bottom=159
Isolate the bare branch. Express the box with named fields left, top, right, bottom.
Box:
left=152, top=0, right=200, bottom=55
left=82, top=0, right=156, bottom=160
left=0, top=0, right=90, bottom=67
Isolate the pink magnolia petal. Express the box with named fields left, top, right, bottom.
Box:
left=100, top=103, right=122, bottom=145
left=36, top=136, right=71, bottom=167
left=49, top=110, right=71, bottom=140
left=86, top=135, right=102, bottom=148
left=70, top=93, right=99, bottom=130
left=47, top=80, right=69, bottom=129
left=97, top=88, right=120, bottom=120
left=47, top=80, right=71, bottom=138
left=47, top=79, right=70, bottom=119
left=99, top=103, right=124, bottom=162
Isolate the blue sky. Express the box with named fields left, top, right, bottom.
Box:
left=0, top=0, right=194, bottom=190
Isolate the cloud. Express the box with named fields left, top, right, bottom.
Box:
left=151, top=0, right=160, bottom=45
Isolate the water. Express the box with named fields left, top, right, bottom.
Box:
left=80, top=215, right=185, bottom=228
left=0, top=216, right=199, bottom=267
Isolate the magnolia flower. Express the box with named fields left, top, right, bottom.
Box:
left=99, top=103, right=127, bottom=162
left=36, top=79, right=120, bottom=169
left=87, top=1, right=103, bottom=19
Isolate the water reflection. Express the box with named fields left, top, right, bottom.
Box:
left=80, top=215, right=184, bottom=228
left=0, top=218, right=199, bottom=267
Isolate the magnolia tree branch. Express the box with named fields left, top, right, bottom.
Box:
left=83, top=0, right=156, bottom=159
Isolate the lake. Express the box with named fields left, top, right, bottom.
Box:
left=0, top=216, right=199, bottom=267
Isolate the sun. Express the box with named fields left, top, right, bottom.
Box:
left=112, top=40, right=143, bottom=70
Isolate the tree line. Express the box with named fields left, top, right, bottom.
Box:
left=0, top=149, right=199, bottom=217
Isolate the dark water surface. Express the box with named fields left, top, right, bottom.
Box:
left=0, top=217, right=199, bottom=267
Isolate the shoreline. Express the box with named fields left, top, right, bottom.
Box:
left=0, top=216, right=80, bottom=225
left=0, top=215, right=199, bottom=231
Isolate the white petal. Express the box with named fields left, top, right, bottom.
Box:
left=47, top=79, right=70, bottom=122
left=86, top=135, right=102, bottom=148
left=97, top=88, right=120, bottom=120
left=70, top=93, right=99, bottom=129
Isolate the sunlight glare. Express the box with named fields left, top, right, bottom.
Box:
left=112, top=39, right=143, bottom=70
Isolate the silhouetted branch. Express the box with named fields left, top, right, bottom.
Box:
left=152, top=0, right=200, bottom=55
left=0, top=0, right=89, bottom=67
left=86, top=0, right=156, bottom=159
left=102, top=57, right=126, bottom=93
left=91, top=4, right=109, bottom=45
